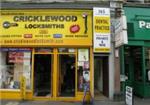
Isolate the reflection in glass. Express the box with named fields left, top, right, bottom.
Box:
left=145, top=48, right=150, bottom=82
left=58, top=54, right=75, bottom=97
left=0, top=49, right=31, bottom=89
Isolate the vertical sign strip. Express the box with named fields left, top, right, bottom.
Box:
left=93, top=7, right=111, bottom=53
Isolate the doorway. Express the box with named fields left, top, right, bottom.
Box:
left=34, top=54, right=52, bottom=97
left=94, top=56, right=109, bottom=100
left=58, top=54, right=76, bottom=97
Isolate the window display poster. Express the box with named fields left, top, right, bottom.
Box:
left=23, top=52, right=31, bottom=65
left=23, top=52, right=31, bottom=89
left=79, top=75, right=84, bottom=90
left=8, top=52, right=24, bottom=63
left=78, top=61, right=84, bottom=67
left=78, top=49, right=89, bottom=61
left=83, top=71, right=90, bottom=82
left=83, top=61, right=89, bottom=70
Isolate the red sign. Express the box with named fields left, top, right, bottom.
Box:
left=9, top=52, right=24, bottom=63
left=70, top=25, right=80, bottom=33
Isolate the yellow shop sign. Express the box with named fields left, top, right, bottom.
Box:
left=94, top=16, right=110, bottom=33
left=0, top=10, right=92, bottom=46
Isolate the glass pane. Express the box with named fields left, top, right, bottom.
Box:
left=58, top=54, right=75, bottom=97
left=35, top=48, right=53, bottom=53
left=58, top=48, right=75, bottom=53
left=34, top=54, right=52, bottom=97
left=77, top=49, right=90, bottom=92
left=133, top=47, right=142, bottom=82
left=124, top=46, right=131, bottom=80
left=145, top=48, right=150, bottom=82
left=0, top=48, right=32, bottom=89
left=23, top=52, right=32, bottom=89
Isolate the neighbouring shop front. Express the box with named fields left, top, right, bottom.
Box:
left=120, top=6, right=150, bottom=98
left=0, top=9, right=94, bottom=101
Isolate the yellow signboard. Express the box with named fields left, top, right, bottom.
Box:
left=0, top=10, right=92, bottom=46
left=94, top=16, right=110, bottom=33
left=93, top=7, right=111, bottom=53
left=94, top=48, right=110, bottom=53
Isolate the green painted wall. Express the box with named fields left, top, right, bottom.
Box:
left=121, top=6, right=150, bottom=98
left=124, top=7, right=150, bottom=40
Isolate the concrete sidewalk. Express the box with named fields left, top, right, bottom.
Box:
left=1, top=97, right=150, bottom=105
left=1, top=100, right=124, bottom=105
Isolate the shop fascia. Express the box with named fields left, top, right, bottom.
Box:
left=139, top=20, right=150, bottom=29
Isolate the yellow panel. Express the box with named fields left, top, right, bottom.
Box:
left=0, top=90, right=21, bottom=100
left=94, top=16, right=110, bottom=33
left=0, top=10, right=92, bottom=46
left=0, top=90, right=92, bottom=101
left=26, top=91, right=32, bottom=100
left=76, top=93, right=91, bottom=101
left=90, top=47, right=94, bottom=96
left=94, top=48, right=110, bottom=53
left=0, top=90, right=32, bottom=100
left=53, top=48, right=57, bottom=98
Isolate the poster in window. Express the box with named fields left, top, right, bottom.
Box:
left=148, top=70, right=150, bottom=81
left=83, top=61, right=89, bottom=70
left=9, top=52, right=24, bottom=63
left=78, top=61, right=84, bottom=67
left=23, top=52, right=31, bottom=89
left=78, top=49, right=89, bottom=62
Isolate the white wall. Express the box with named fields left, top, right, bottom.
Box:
left=109, top=43, right=115, bottom=100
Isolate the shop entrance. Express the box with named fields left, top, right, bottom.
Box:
left=34, top=54, right=52, bottom=97
left=94, top=56, right=109, bottom=100
left=58, top=54, right=76, bottom=97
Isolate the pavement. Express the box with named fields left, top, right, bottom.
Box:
left=1, top=97, right=150, bottom=105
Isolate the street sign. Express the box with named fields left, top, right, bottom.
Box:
left=115, top=16, right=128, bottom=48
left=125, top=86, right=133, bottom=105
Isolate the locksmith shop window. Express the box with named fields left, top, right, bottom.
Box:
left=0, top=48, right=32, bottom=90
left=77, top=49, right=90, bottom=92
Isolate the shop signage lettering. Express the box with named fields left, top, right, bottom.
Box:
left=94, top=17, right=110, bottom=33
left=13, top=15, right=77, bottom=22
left=139, top=21, right=150, bottom=29
left=95, top=35, right=109, bottom=47
left=96, top=36, right=108, bottom=40
left=0, top=10, right=92, bottom=46
left=0, top=48, right=31, bottom=52
left=4, top=15, right=77, bottom=29
left=13, top=15, right=77, bottom=29
left=24, top=24, right=64, bottom=29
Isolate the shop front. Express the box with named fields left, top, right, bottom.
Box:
left=120, top=6, right=150, bottom=98
left=0, top=9, right=94, bottom=101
